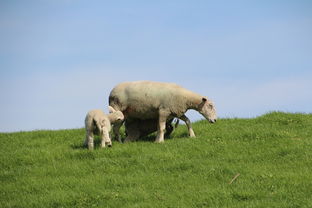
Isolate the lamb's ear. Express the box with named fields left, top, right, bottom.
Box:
left=108, top=106, right=116, bottom=113
left=202, top=97, right=207, bottom=102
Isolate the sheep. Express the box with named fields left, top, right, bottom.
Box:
left=109, top=81, right=217, bottom=143
left=84, top=106, right=124, bottom=150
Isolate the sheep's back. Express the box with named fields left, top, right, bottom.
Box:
left=109, top=81, right=191, bottom=119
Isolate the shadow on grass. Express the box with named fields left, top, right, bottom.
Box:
left=71, top=143, right=85, bottom=150
left=133, top=132, right=181, bottom=142
left=71, top=132, right=188, bottom=149
left=136, top=134, right=157, bottom=142
left=173, top=132, right=189, bottom=139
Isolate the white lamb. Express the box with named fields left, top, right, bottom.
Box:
left=84, top=106, right=124, bottom=150
left=124, top=117, right=184, bottom=142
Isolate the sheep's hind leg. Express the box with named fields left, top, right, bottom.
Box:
left=180, top=115, right=196, bottom=137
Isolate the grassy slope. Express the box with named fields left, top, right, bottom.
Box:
left=1, top=112, right=312, bottom=208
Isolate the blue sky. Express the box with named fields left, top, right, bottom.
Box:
left=1, top=1, right=311, bottom=132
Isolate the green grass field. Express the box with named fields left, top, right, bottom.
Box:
left=1, top=112, right=312, bottom=208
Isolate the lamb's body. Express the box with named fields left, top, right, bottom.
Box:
left=125, top=118, right=179, bottom=141
left=84, top=107, right=124, bottom=149
left=109, top=81, right=216, bottom=142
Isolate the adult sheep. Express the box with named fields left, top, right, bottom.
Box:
left=109, top=81, right=217, bottom=143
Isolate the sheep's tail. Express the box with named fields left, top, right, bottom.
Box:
left=174, top=118, right=179, bottom=128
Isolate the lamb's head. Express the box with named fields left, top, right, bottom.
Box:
left=108, top=106, right=124, bottom=123
left=113, top=111, right=124, bottom=122
left=198, top=97, right=217, bottom=123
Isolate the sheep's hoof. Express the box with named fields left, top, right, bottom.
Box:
left=189, top=130, right=196, bottom=138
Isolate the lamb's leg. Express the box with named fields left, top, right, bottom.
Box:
left=100, top=129, right=111, bottom=148
left=124, top=131, right=140, bottom=143
left=164, top=118, right=174, bottom=138
left=113, top=121, right=123, bottom=143
left=105, top=130, right=112, bottom=147
left=180, top=115, right=196, bottom=137
left=155, top=109, right=169, bottom=143
left=85, top=131, right=94, bottom=150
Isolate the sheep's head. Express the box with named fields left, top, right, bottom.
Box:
left=108, top=106, right=124, bottom=123
left=198, top=97, right=217, bottom=123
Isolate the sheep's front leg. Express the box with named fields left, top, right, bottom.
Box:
left=85, top=131, right=94, bottom=150
left=180, top=115, right=196, bottom=137
left=113, top=121, right=123, bottom=143
left=100, top=129, right=111, bottom=148
left=155, top=109, right=169, bottom=143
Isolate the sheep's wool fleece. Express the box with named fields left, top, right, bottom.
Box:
left=109, top=81, right=203, bottom=119
left=85, top=110, right=111, bottom=132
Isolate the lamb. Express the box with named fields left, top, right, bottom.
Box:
left=109, top=81, right=217, bottom=143
left=124, top=116, right=196, bottom=142
left=84, top=106, right=124, bottom=150
left=124, top=117, right=179, bottom=141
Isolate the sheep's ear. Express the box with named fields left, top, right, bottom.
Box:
left=202, top=97, right=207, bottom=102
left=108, top=106, right=116, bottom=113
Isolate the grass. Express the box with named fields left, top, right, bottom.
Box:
left=1, top=112, right=312, bottom=207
